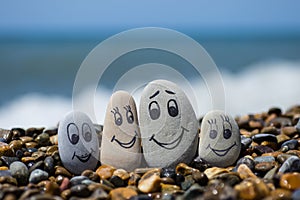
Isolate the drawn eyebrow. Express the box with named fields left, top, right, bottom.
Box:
left=149, top=90, right=160, bottom=99
left=165, top=90, right=175, bottom=95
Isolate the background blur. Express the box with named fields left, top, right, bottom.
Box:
left=0, top=0, right=300, bottom=128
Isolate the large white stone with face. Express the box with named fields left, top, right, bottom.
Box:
left=139, top=80, right=198, bottom=168
left=58, top=111, right=99, bottom=175
left=101, top=91, right=142, bottom=171
left=199, top=110, right=241, bottom=167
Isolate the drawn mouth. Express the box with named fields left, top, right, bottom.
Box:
left=206, top=142, right=237, bottom=157
left=72, top=148, right=95, bottom=163
left=111, top=131, right=138, bottom=149
left=149, top=126, right=188, bottom=150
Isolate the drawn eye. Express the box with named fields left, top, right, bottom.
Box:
left=210, top=130, right=217, bottom=139
left=167, top=99, right=178, bottom=117
left=111, top=107, right=122, bottom=126
left=124, top=105, right=134, bottom=124
left=149, top=101, right=160, bottom=120
left=67, top=123, right=79, bottom=145
left=223, top=129, right=232, bottom=139
left=82, top=123, right=92, bottom=142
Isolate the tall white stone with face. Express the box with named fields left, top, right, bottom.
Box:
left=199, top=110, right=241, bottom=167
left=58, top=111, right=99, bottom=175
left=139, top=80, right=198, bottom=168
left=101, top=91, right=142, bottom=171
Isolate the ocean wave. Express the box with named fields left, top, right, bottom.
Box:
left=0, top=60, right=300, bottom=129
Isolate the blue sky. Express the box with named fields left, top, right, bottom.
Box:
left=1, top=0, right=300, bottom=34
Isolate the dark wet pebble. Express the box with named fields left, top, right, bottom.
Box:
left=253, top=145, right=274, bottom=155
left=278, top=156, right=300, bottom=173
left=70, top=175, right=89, bottom=186
left=11, top=128, right=25, bottom=139
left=15, top=149, right=23, bottom=158
left=175, top=173, right=185, bottom=185
left=44, top=156, right=54, bottom=174
left=254, top=156, right=275, bottom=163
left=10, top=161, right=29, bottom=185
left=241, top=136, right=252, bottom=150
left=281, top=139, right=298, bottom=150
left=190, top=156, right=211, bottom=171
left=268, top=107, right=282, bottom=116
left=252, top=133, right=277, bottom=143
left=181, top=183, right=204, bottom=200
left=215, top=172, right=241, bottom=187
left=29, top=169, right=49, bottom=183
left=191, top=170, right=208, bottom=186
left=292, top=189, right=300, bottom=200
left=162, top=168, right=176, bottom=180
left=0, top=137, right=7, bottom=143
left=236, top=156, right=255, bottom=170
left=35, top=133, right=50, bottom=146
left=70, top=184, right=90, bottom=197
left=109, top=175, right=126, bottom=187
left=29, top=160, right=44, bottom=173
left=129, top=194, right=153, bottom=200
left=1, top=156, right=19, bottom=166
left=27, top=147, right=38, bottom=153
left=181, top=175, right=195, bottom=191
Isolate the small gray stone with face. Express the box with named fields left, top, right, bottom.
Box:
left=199, top=110, right=241, bottom=167
left=58, top=111, right=99, bottom=175
left=101, top=91, right=142, bottom=171
left=139, top=80, right=198, bottom=168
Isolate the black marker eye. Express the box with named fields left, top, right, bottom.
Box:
left=82, top=123, right=92, bottom=142
left=210, top=130, right=218, bottom=139
left=223, top=129, right=232, bottom=139
left=167, top=99, right=178, bottom=117
left=67, top=123, right=79, bottom=145
left=124, top=105, right=134, bottom=124
left=111, top=107, right=122, bottom=126
left=149, top=101, right=160, bottom=120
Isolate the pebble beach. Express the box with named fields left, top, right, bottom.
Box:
left=1, top=105, right=300, bottom=200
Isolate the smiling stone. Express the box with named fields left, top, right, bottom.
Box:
left=58, top=111, right=99, bottom=175
left=101, top=91, right=142, bottom=171
left=199, top=110, right=241, bottom=167
left=139, top=80, right=198, bottom=168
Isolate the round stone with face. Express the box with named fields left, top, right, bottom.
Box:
left=58, top=111, right=99, bottom=175
left=139, top=79, right=198, bottom=168
left=101, top=91, right=142, bottom=171
left=199, top=110, right=241, bottom=167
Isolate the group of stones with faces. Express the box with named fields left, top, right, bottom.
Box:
left=58, top=79, right=241, bottom=174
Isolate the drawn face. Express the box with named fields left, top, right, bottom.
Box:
left=139, top=80, right=198, bottom=167
left=101, top=91, right=142, bottom=171
left=199, top=110, right=241, bottom=167
left=58, top=111, right=99, bottom=175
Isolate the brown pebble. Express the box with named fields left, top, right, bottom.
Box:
left=0, top=166, right=9, bottom=170
left=235, top=178, right=270, bottom=200
left=61, top=189, right=71, bottom=199
left=261, top=126, right=279, bottom=134
left=255, top=162, right=275, bottom=172
left=46, top=145, right=58, bottom=156
left=204, top=167, right=229, bottom=180
left=161, top=177, right=176, bottom=185
left=282, top=126, right=298, bottom=136
left=270, top=188, right=292, bottom=200
left=237, top=164, right=257, bottom=179
left=96, top=164, right=116, bottom=180
left=138, top=168, right=161, bottom=193
left=21, top=157, right=35, bottom=163
left=249, top=120, right=264, bottom=129
left=55, top=166, right=72, bottom=178
left=49, top=135, right=58, bottom=145
left=0, top=176, right=18, bottom=185
left=81, top=169, right=100, bottom=182
left=128, top=172, right=141, bottom=186
left=25, top=142, right=38, bottom=149
left=280, top=172, right=300, bottom=190
left=109, top=187, right=138, bottom=200
left=19, top=136, right=33, bottom=143
left=45, top=181, right=60, bottom=195
left=277, top=134, right=291, bottom=144
left=176, top=163, right=198, bottom=176
left=0, top=145, right=13, bottom=157
left=161, top=183, right=181, bottom=194
left=113, top=169, right=130, bottom=180
left=88, top=182, right=113, bottom=192
left=134, top=168, right=158, bottom=176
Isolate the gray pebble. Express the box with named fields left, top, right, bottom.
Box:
left=139, top=80, right=198, bottom=168
left=278, top=155, right=300, bottom=173
left=0, top=170, right=11, bottom=177
left=292, top=189, right=300, bottom=200
left=29, top=169, right=49, bottom=183
left=254, top=156, right=275, bottom=163
left=70, top=184, right=90, bottom=197
left=10, top=161, right=29, bottom=185
left=281, top=139, right=298, bottom=150
left=199, top=110, right=241, bottom=167
left=70, top=175, right=89, bottom=186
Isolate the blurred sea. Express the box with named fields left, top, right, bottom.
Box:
left=0, top=31, right=300, bottom=128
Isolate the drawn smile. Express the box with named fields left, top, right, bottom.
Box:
left=72, top=148, right=95, bottom=163
left=206, top=142, right=237, bottom=157
left=149, top=126, right=188, bottom=150
left=111, top=131, right=138, bottom=149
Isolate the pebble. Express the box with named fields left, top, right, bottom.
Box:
left=138, top=168, right=161, bottom=193
left=139, top=80, right=198, bottom=168
left=96, top=164, right=116, bottom=180
left=109, top=187, right=138, bottom=200
left=199, top=110, right=241, bottom=167
left=254, top=155, right=275, bottom=163
left=292, top=189, right=300, bottom=200
left=270, top=188, right=292, bottom=200
left=278, top=156, right=300, bottom=173
left=70, top=184, right=90, bottom=197
left=29, top=169, right=49, bottom=184
left=35, top=133, right=50, bottom=146
left=252, top=133, right=278, bottom=143
left=237, top=164, right=257, bottom=179
left=1, top=156, right=19, bottom=166
left=59, top=177, right=70, bottom=191
left=70, top=175, right=89, bottom=186
left=281, top=139, right=298, bottom=151
left=44, top=156, right=54, bottom=174
left=55, top=166, right=72, bottom=177
left=280, top=172, right=300, bottom=190
left=10, top=161, right=29, bottom=185
left=81, top=169, right=100, bottom=182
left=44, top=181, right=60, bottom=195
left=204, top=167, right=229, bottom=180
left=236, top=156, right=255, bottom=170
left=234, top=177, right=270, bottom=200
left=58, top=111, right=99, bottom=175
left=113, top=168, right=130, bottom=180
left=101, top=91, right=142, bottom=171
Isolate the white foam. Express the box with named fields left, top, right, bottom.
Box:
left=0, top=60, right=299, bottom=129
